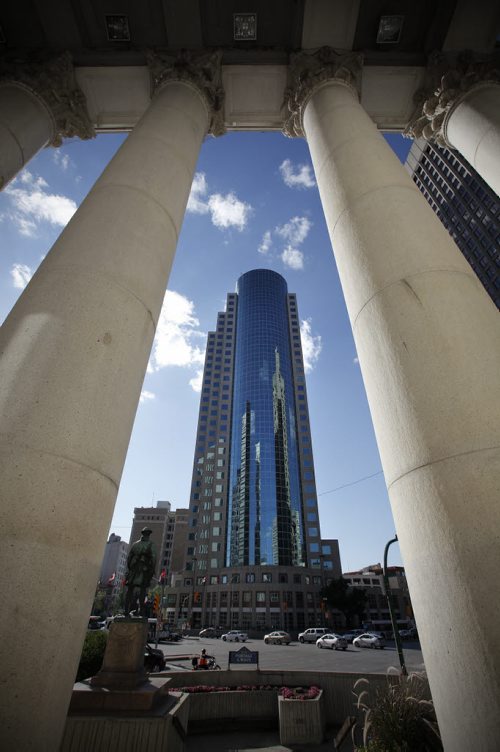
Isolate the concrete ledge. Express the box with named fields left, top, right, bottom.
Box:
left=62, top=689, right=189, bottom=752
left=69, top=677, right=172, bottom=712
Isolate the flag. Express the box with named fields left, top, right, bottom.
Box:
left=107, top=572, right=116, bottom=586
left=159, top=569, right=166, bottom=583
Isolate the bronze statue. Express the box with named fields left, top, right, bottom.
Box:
left=124, top=527, right=157, bottom=616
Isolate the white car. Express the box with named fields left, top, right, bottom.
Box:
left=221, top=630, right=248, bottom=642
left=316, top=633, right=348, bottom=651
left=353, top=632, right=386, bottom=649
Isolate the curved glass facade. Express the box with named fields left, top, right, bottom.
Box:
left=227, top=270, right=305, bottom=567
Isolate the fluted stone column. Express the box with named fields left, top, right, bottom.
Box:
left=0, top=53, right=94, bottom=189
left=0, top=51, right=224, bottom=751
left=284, top=48, right=500, bottom=751
left=407, top=54, right=500, bottom=197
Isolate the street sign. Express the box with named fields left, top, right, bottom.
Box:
left=228, top=646, right=259, bottom=669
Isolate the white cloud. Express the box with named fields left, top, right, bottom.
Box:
left=207, top=192, right=252, bottom=231
left=258, top=230, right=272, bottom=255
left=53, top=151, right=71, bottom=171
left=189, top=369, right=204, bottom=393
left=187, top=172, right=252, bottom=232
left=11, top=263, right=33, bottom=290
left=300, top=319, right=322, bottom=372
left=5, top=170, right=77, bottom=237
left=279, top=159, right=316, bottom=189
left=149, top=291, right=206, bottom=392
left=275, top=216, right=312, bottom=246
left=187, top=172, right=209, bottom=214
left=139, top=390, right=156, bottom=403
left=281, top=246, right=304, bottom=270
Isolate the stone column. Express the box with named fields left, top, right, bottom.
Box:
left=0, top=51, right=224, bottom=751
left=0, top=52, right=94, bottom=189
left=407, top=53, right=500, bottom=197
left=284, top=48, right=500, bottom=751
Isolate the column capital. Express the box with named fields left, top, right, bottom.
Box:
left=0, top=52, right=95, bottom=146
left=405, top=51, right=500, bottom=146
left=282, top=48, right=363, bottom=138
left=147, top=49, right=225, bottom=137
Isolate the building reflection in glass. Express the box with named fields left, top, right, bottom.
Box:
left=227, top=270, right=305, bottom=566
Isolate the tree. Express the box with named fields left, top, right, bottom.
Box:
left=321, top=577, right=367, bottom=627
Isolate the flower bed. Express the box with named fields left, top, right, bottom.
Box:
left=175, top=684, right=276, bottom=694
left=279, top=686, right=321, bottom=700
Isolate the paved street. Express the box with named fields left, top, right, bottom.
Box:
left=158, top=636, right=425, bottom=674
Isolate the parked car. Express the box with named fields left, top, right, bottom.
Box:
left=342, top=629, right=364, bottom=643
left=316, top=633, right=348, bottom=651
left=353, top=633, right=386, bottom=649
left=158, top=625, right=181, bottom=642
left=399, top=628, right=418, bottom=640
left=144, top=644, right=166, bottom=672
left=264, top=630, right=291, bottom=645
left=87, top=616, right=105, bottom=630
left=298, top=627, right=329, bottom=643
left=221, top=630, right=248, bottom=642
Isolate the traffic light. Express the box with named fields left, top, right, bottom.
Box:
left=153, top=593, right=160, bottom=614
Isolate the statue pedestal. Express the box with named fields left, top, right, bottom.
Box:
left=91, top=618, right=148, bottom=689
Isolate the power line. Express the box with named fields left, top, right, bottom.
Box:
left=110, top=470, right=385, bottom=530
left=317, top=470, right=384, bottom=497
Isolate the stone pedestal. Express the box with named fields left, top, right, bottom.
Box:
left=91, top=619, right=148, bottom=689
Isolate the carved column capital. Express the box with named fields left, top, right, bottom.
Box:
left=405, top=52, right=500, bottom=146
left=283, top=48, right=363, bottom=138
left=147, top=49, right=226, bottom=137
left=0, top=52, right=95, bottom=146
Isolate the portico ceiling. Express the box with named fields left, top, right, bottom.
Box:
left=1, top=0, right=498, bottom=132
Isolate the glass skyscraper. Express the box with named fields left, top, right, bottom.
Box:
left=228, top=271, right=304, bottom=568
left=405, top=138, right=500, bottom=309
left=166, top=269, right=341, bottom=633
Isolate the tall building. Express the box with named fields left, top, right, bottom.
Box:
left=166, top=269, right=341, bottom=633
left=99, top=533, right=128, bottom=593
left=405, top=138, right=500, bottom=309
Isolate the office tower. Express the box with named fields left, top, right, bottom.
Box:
left=405, top=138, right=500, bottom=308
left=167, top=269, right=341, bottom=633
left=99, top=533, right=128, bottom=590
left=130, top=500, right=188, bottom=583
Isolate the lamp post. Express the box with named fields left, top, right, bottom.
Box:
left=189, top=557, right=197, bottom=632
left=383, top=535, right=407, bottom=676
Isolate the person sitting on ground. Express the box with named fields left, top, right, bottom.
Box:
left=198, top=649, right=208, bottom=669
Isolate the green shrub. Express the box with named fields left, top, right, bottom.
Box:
left=76, top=630, right=108, bottom=682
left=352, top=672, right=442, bottom=752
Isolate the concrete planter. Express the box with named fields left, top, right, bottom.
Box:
left=185, top=689, right=278, bottom=723
left=278, top=690, right=325, bottom=745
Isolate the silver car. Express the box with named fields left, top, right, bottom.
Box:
left=264, top=630, right=291, bottom=645
left=316, top=633, right=348, bottom=651
left=353, top=632, right=386, bottom=649
left=221, top=630, right=248, bottom=642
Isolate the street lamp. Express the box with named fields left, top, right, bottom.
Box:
left=189, top=557, right=197, bottom=631
left=383, top=535, right=407, bottom=676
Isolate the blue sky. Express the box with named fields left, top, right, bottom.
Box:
left=0, top=129, right=412, bottom=572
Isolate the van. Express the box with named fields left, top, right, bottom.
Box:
left=297, top=627, right=329, bottom=643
